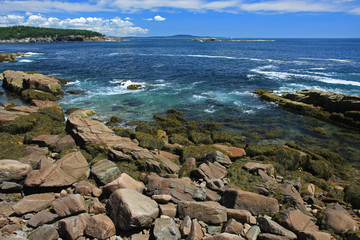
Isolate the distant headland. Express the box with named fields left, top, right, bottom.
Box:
left=0, top=26, right=122, bottom=43
left=190, top=38, right=275, bottom=42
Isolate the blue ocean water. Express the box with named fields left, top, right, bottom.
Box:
left=1, top=38, right=360, bottom=161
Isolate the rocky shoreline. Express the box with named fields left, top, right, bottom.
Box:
left=0, top=71, right=359, bottom=240
left=0, top=36, right=122, bottom=43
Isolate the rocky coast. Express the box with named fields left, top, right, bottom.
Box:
left=0, top=70, right=359, bottom=240
left=0, top=36, right=122, bottom=43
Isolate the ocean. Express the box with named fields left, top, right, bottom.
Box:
left=1, top=37, right=360, bottom=162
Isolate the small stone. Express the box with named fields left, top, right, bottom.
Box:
left=159, top=203, right=177, bottom=218
left=152, top=194, right=172, bottom=204
left=88, top=198, right=105, bottom=214
left=246, top=226, right=261, bottom=240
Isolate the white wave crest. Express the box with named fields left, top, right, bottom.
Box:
left=66, top=80, right=81, bottom=86
left=19, top=59, right=33, bottom=63
left=301, top=57, right=352, bottom=63
left=186, top=54, right=236, bottom=59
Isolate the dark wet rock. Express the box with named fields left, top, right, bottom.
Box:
left=153, top=217, right=181, bottom=240
left=25, top=151, right=89, bottom=187
left=27, top=211, right=58, bottom=228
left=222, top=189, right=279, bottom=215
left=84, top=214, right=116, bottom=240
left=52, top=194, right=87, bottom=217
left=0, top=160, right=32, bottom=183
left=257, top=216, right=296, bottom=239
left=106, top=189, right=159, bottom=231
left=103, top=172, right=145, bottom=194
left=201, top=150, right=231, bottom=165
left=12, top=193, right=55, bottom=215
left=90, top=159, right=121, bottom=185
left=178, top=201, right=227, bottom=225
left=58, top=213, right=90, bottom=240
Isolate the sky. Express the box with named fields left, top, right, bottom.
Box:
left=0, top=0, right=360, bottom=38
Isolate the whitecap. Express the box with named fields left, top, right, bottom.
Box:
left=193, top=95, right=206, bottom=100
left=301, top=57, right=352, bottom=63
left=186, top=54, right=236, bottom=59
left=24, top=52, right=42, bottom=56
left=19, top=59, right=33, bottom=63
left=107, top=53, right=119, bottom=56
left=66, top=80, right=81, bottom=86
left=310, top=67, right=326, bottom=70
left=204, top=107, right=216, bottom=113
left=155, top=79, right=165, bottom=82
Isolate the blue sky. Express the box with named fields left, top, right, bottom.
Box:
left=0, top=0, right=359, bottom=37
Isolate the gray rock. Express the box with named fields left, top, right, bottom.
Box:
left=246, top=226, right=261, bottom=240
left=0, top=160, right=32, bottom=183
left=1, top=181, right=23, bottom=191
left=153, top=218, right=181, bottom=240
left=201, top=150, right=231, bottom=165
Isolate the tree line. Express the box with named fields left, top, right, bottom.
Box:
left=0, top=26, right=104, bottom=40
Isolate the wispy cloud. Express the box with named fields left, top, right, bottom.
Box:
left=1, top=0, right=359, bottom=15
left=0, top=14, right=148, bottom=36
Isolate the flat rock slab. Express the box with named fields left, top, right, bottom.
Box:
left=223, top=189, right=279, bottom=215
left=32, top=135, right=59, bottom=147
left=106, top=189, right=159, bottom=231
left=25, top=151, right=89, bottom=187
left=258, top=216, right=297, bottom=239
left=12, top=193, right=55, bottom=215
left=213, top=144, right=246, bottom=158
left=178, top=201, right=227, bottom=225
left=31, top=99, right=60, bottom=109
left=193, top=161, right=227, bottom=181
left=0, top=159, right=32, bottom=183
left=0, top=108, right=29, bottom=123
left=27, top=211, right=58, bottom=228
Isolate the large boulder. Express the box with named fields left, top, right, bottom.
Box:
left=58, top=213, right=90, bottom=240
left=12, top=193, right=55, bottom=215
left=103, top=172, right=145, bottom=194
left=0, top=160, right=32, bottom=183
left=52, top=194, right=87, bottom=217
left=324, top=204, right=359, bottom=234
left=25, top=151, right=89, bottom=187
left=222, top=189, right=279, bottom=215
left=177, top=201, right=227, bottom=225
left=153, top=217, right=181, bottom=240
left=84, top=214, right=116, bottom=240
left=106, top=189, right=159, bottom=231
left=90, top=159, right=121, bottom=185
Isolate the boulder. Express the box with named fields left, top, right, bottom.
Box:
left=19, top=146, right=49, bottom=165
left=1, top=181, right=23, bottom=191
left=90, top=159, right=121, bottom=185
left=205, top=233, right=245, bottom=240
left=258, top=216, right=296, bottom=239
left=106, top=189, right=159, bottom=230
left=55, top=135, right=76, bottom=152
left=243, top=162, right=274, bottom=174
left=74, top=180, right=101, bottom=196
left=180, top=215, right=192, bottom=237
left=0, top=160, right=32, bottom=183
left=108, top=148, right=132, bottom=161
left=27, top=211, right=58, bottom=228
left=103, top=172, right=145, bottom=194
left=25, top=151, right=89, bottom=187
left=224, top=219, right=243, bottom=235
left=0, top=201, right=15, bottom=217
left=201, top=150, right=231, bottom=165
left=187, top=219, right=203, bottom=240
left=193, top=161, right=227, bottom=181
left=58, top=213, right=90, bottom=240
left=153, top=217, right=181, bottom=240
left=213, top=144, right=246, bottom=158
left=84, top=214, right=116, bottom=240
left=159, top=203, right=177, bottom=218
left=69, top=108, right=96, bottom=118
left=276, top=184, right=308, bottom=213
left=226, top=209, right=254, bottom=224
left=246, top=226, right=261, bottom=240
left=88, top=198, right=105, bottom=214
left=32, top=135, right=59, bottom=147
left=31, top=99, right=60, bottom=109
left=28, top=224, right=59, bottom=240
left=12, top=193, right=55, bottom=215
left=0, top=108, right=30, bottom=124
left=281, top=209, right=319, bottom=235
left=178, top=201, right=227, bottom=225
left=146, top=174, right=199, bottom=203
left=52, top=194, right=87, bottom=217
left=325, top=206, right=359, bottom=234
left=223, top=189, right=279, bottom=215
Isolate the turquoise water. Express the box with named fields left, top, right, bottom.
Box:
left=1, top=38, right=360, bottom=161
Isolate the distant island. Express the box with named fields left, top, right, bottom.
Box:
left=190, top=38, right=275, bottom=42
left=0, top=26, right=122, bottom=43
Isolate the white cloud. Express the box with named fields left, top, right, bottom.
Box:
left=154, top=15, right=166, bottom=21
left=125, top=17, right=133, bottom=20
left=0, top=14, right=148, bottom=36
left=0, top=0, right=359, bottom=15
left=349, top=7, right=360, bottom=14
left=145, top=18, right=153, bottom=21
